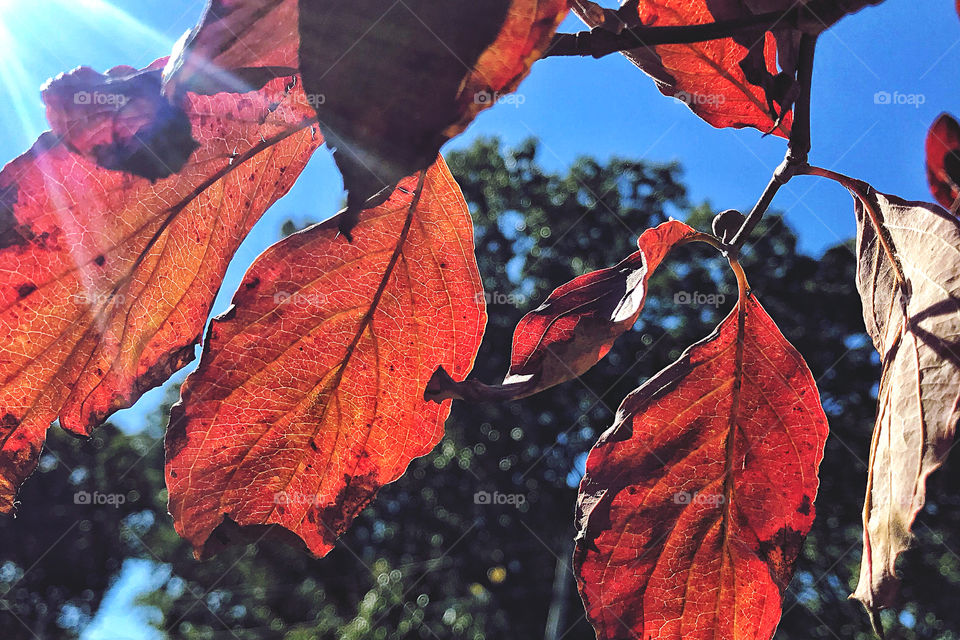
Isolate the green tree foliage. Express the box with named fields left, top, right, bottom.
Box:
left=0, top=139, right=956, bottom=639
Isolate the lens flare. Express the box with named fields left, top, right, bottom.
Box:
left=0, top=0, right=175, bottom=148
left=57, top=0, right=173, bottom=52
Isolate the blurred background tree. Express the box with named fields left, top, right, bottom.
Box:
left=1, top=139, right=958, bottom=639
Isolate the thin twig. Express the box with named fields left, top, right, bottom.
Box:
left=727, top=34, right=818, bottom=256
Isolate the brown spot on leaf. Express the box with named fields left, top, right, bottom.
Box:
left=758, top=527, right=806, bottom=590
left=16, top=283, right=37, bottom=300
left=0, top=183, right=29, bottom=251
left=316, top=459, right=380, bottom=546
left=165, top=403, right=190, bottom=463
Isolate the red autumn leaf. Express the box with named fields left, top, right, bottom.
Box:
left=574, top=293, right=828, bottom=640
left=925, top=112, right=960, bottom=212
left=166, top=0, right=568, bottom=230
left=573, top=0, right=882, bottom=137
left=0, top=63, right=320, bottom=512
left=165, top=157, right=486, bottom=558
left=575, top=0, right=793, bottom=136
left=850, top=190, right=960, bottom=620
left=426, top=220, right=697, bottom=402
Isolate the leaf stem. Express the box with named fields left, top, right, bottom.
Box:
left=727, top=34, right=818, bottom=256
left=679, top=232, right=752, bottom=294
left=798, top=165, right=906, bottom=288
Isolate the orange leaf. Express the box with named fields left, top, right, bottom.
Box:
left=925, top=112, right=960, bottom=212
left=0, top=63, right=320, bottom=512
left=165, top=157, right=486, bottom=558
left=426, top=220, right=697, bottom=402
left=574, top=293, right=828, bottom=640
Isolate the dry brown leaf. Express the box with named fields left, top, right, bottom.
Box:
left=852, top=190, right=960, bottom=619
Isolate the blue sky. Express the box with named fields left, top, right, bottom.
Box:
left=0, top=1, right=957, bottom=636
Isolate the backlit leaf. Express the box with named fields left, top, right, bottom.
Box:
left=165, top=0, right=568, bottom=229
left=925, top=112, right=960, bottom=212
left=574, top=293, right=828, bottom=640
left=162, top=0, right=301, bottom=94
left=574, top=0, right=882, bottom=136
left=851, top=191, right=960, bottom=618
left=0, top=63, right=320, bottom=512
left=426, top=220, right=696, bottom=402
left=165, top=157, right=486, bottom=558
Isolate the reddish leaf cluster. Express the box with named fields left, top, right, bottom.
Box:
left=428, top=218, right=828, bottom=638
left=2, top=2, right=957, bottom=639
left=0, top=61, right=320, bottom=511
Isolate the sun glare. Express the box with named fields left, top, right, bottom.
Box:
left=0, top=0, right=177, bottom=148
left=0, top=19, right=44, bottom=145
left=62, top=0, right=173, bottom=51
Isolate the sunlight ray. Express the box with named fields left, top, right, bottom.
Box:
left=0, top=22, right=46, bottom=147
left=53, top=0, right=174, bottom=52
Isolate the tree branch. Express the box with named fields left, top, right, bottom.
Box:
left=727, top=34, right=818, bottom=255
left=546, top=8, right=800, bottom=58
